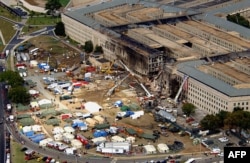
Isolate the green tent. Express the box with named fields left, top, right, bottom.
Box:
left=17, top=114, right=31, bottom=119
left=19, top=118, right=35, bottom=126
left=94, top=123, right=110, bottom=129
left=126, top=128, right=137, bottom=135
left=40, top=103, right=54, bottom=109
left=45, top=117, right=60, bottom=126
left=58, top=109, right=71, bottom=114
left=40, top=109, right=57, bottom=118
left=120, top=105, right=130, bottom=111
left=128, top=103, right=140, bottom=111
left=16, top=104, right=30, bottom=111
left=140, top=133, right=156, bottom=140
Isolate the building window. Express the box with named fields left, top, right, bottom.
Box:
left=242, top=102, right=244, bottom=105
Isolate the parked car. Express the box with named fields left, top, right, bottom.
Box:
left=82, top=113, right=93, bottom=119
left=46, top=157, right=52, bottom=163
left=6, top=104, right=12, bottom=111
left=20, top=147, right=27, bottom=152
left=218, top=137, right=229, bottom=142
left=218, top=152, right=224, bottom=157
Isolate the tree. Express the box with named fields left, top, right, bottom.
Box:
left=181, top=103, right=196, bottom=117
left=200, top=114, right=220, bottom=130
left=30, top=10, right=35, bottom=18
left=54, top=21, right=66, bottom=36
left=84, top=40, right=93, bottom=53
left=233, top=106, right=244, bottom=112
left=216, top=110, right=230, bottom=127
left=225, top=110, right=250, bottom=132
left=0, top=70, right=24, bottom=87
left=45, top=0, right=62, bottom=15
left=8, top=86, right=31, bottom=104
left=94, top=45, right=103, bottom=53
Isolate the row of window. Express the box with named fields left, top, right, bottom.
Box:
left=189, top=83, right=228, bottom=105
left=188, top=82, right=250, bottom=114
left=234, top=102, right=249, bottom=106
left=207, top=69, right=240, bottom=86
left=181, top=23, right=244, bottom=52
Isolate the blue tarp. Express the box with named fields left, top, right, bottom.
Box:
left=31, top=134, right=46, bottom=143
left=72, top=122, right=87, bottom=128
left=26, top=133, right=44, bottom=139
left=114, top=100, right=123, bottom=107
left=24, top=130, right=34, bottom=137
left=124, top=111, right=134, bottom=117
left=93, top=130, right=108, bottom=138
left=78, top=122, right=87, bottom=127
left=38, top=63, right=50, bottom=70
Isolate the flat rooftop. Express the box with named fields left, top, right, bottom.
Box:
left=199, top=58, right=250, bottom=88
left=94, top=5, right=164, bottom=26
left=94, top=4, right=143, bottom=26
left=182, top=20, right=250, bottom=49
left=177, top=54, right=250, bottom=97
left=127, top=28, right=200, bottom=59
left=154, top=24, right=229, bottom=55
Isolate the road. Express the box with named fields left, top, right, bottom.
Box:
left=6, top=122, right=112, bottom=163
left=0, top=83, right=7, bottom=163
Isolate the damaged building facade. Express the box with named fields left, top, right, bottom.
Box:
left=62, top=0, right=250, bottom=113
left=61, top=0, right=199, bottom=76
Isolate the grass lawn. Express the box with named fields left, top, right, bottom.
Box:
left=27, top=16, right=60, bottom=26
left=11, top=140, right=43, bottom=163
left=0, top=18, right=16, bottom=52
left=22, top=25, right=46, bottom=35
left=60, top=0, right=70, bottom=7
left=0, top=6, right=21, bottom=22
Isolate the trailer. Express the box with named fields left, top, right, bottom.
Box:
left=5, top=50, right=9, bottom=57
left=29, top=47, right=39, bottom=54
left=25, top=53, right=30, bottom=61
left=96, top=142, right=131, bottom=153
left=16, top=53, right=21, bottom=62
left=21, top=53, right=27, bottom=61
left=99, top=148, right=124, bottom=154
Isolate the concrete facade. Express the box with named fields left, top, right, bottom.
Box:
left=176, top=54, right=250, bottom=114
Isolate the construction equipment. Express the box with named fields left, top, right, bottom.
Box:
left=119, top=60, right=153, bottom=98
left=106, top=74, right=130, bottom=97
left=118, top=60, right=135, bottom=77
left=174, top=75, right=188, bottom=103
left=101, top=60, right=116, bottom=74
left=172, top=75, right=189, bottom=105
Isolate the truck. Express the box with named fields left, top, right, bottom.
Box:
left=21, top=53, right=27, bottom=61
left=76, top=134, right=88, bottom=145
left=96, top=142, right=131, bottom=153
left=5, top=50, right=9, bottom=58
left=9, top=115, right=15, bottom=122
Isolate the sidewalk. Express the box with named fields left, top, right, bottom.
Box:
left=0, top=30, right=6, bottom=45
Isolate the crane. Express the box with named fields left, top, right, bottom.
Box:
left=106, top=73, right=130, bottom=97
left=119, top=60, right=153, bottom=98
left=173, top=75, right=189, bottom=104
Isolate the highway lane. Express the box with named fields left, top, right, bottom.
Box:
left=0, top=82, right=7, bottom=163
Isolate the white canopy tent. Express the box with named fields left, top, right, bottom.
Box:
left=83, top=102, right=102, bottom=113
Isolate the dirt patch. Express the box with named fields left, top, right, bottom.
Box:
left=25, top=0, right=47, bottom=7
left=28, top=36, right=81, bottom=69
